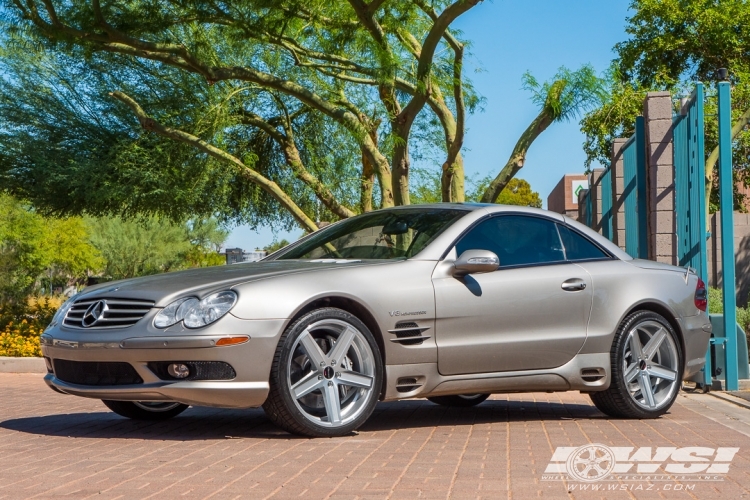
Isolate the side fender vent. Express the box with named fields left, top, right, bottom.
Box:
left=581, top=368, right=606, bottom=383
left=396, top=376, right=425, bottom=393
left=388, top=321, right=431, bottom=346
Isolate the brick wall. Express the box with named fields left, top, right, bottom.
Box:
left=709, top=212, right=750, bottom=305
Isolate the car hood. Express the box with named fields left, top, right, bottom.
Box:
left=76, top=260, right=387, bottom=306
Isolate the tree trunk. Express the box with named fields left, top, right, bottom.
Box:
left=480, top=111, right=554, bottom=203
left=442, top=152, right=465, bottom=202
left=282, top=144, right=355, bottom=219
left=392, top=126, right=411, bottom=206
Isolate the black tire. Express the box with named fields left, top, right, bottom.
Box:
left=102, top=400, right=189, bottom=420
left=590, top=310, right=683, bottom=419
left=263, top=308, right=383, bottom=437
left=428, top=394, right=491, bottom=407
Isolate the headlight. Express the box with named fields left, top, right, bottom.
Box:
left=45, top=294, right=77, bottom=330
left=154, top=291, right=237, bottom=329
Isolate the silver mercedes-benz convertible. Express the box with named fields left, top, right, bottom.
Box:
left=41, top=204, right=711, bottom=437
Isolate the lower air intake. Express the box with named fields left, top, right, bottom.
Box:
left=148, top=361, right=236, bottom=381
left=53, top=359, right=143, bottom=386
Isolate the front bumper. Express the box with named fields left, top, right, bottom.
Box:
left=41, top=314, right=287, bottom=409
left=44, top=374, right=269, bottom=408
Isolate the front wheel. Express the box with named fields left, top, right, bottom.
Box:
left=428, top=394, right=490, bottom=407
left=102, top=400, right=189, bottom=420
left=263, top=308, right=383, bottom=437
left=590, top=310, right=682, bottom=419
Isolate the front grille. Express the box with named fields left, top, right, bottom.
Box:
left=53, top=359, right=143, bottom=386
left=63, top=298, right=154, bottom=329
left=147, top=361, right=236, bottom=381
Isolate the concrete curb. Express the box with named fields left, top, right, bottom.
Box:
left=0, top=357, right=46, bottom=373
left=709, top=391, right=750, bottom=411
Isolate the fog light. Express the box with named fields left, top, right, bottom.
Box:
left=167, top=363, right=190, bottom=379
left=44, top=357, right=53, bottom=373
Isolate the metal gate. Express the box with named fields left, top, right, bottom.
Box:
left=673, top=83, right=707, bottom=282
left=600, top=167, right=613, bottom=240
left=622, top=116, right=648, bottom=258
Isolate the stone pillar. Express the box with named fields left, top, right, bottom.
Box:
left=610, top=138, right=628, bottom=250
left=708, top=211, right=750, bottom=306
left=644, top=91, right=676, bottom=264
left=589, top=168, right=605, bottom=233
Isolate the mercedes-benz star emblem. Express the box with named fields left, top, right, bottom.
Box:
left=82, top=300, right=108, bottom=327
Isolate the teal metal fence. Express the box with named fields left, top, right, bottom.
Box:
left=584, top=188, right=592, bottom=228
left=717, top=81, right=739, bottom=390
left=673, top=83, right=707, bottom=281
left=600, top=168, right=613, bottom=240
left=622, top=116, right=648, bottom=258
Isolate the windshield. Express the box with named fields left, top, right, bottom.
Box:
left=275, top=208, right=468, bottom=260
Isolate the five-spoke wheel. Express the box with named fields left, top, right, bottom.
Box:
left=263, top=308, right=383, bottom=437
left=590, top=310, right=682, bottom=418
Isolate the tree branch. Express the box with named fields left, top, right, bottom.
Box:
left=480, top=109, right=555, bottom=203
left=109, top=91, right=319, bottom=232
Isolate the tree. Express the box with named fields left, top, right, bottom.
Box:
left=1, top=0, right=485, bottom=230
left=0, top=194, right=103, bottom=303
left=582, top=0, right=750, bottom=215
left=87, top=216, right=228, bottom=279
left=264, top=239, right=291, bottom=253
left=494, top=178, right=542, bottom=207
left=480, top=65, right=605, bottom=202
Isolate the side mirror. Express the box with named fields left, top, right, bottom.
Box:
left=453, top=249, right=499, bottom=277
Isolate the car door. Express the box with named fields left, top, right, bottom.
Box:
left=433, top=214, right=594, bottom=375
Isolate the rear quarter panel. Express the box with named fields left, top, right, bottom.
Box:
left=575, top=259, right=701, bottom=354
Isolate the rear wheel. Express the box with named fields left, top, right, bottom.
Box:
left=102, top=400, right=188, bottom=420
left=428, top=394, right=490, bottom=407
left=590, top=310, right=682, bottom=419
left=263, top=308, right=383, bottom=437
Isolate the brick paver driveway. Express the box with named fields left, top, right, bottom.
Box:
left=2, top=373, right=750, bottom=499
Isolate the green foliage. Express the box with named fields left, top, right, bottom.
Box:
left=708, top=287, right=750, bottom=336
left=0, top=194, right=103, bottom=303
left=409, top=167, right=444, bottom=205
left=579, top=66, right=649, bottom=170
left=87, top=216, right=228, bottom=280
left=264, top=240, right=291, bottom=253
left=582, top=0, right=750, bottom=201
left=0, top=0, right=481, bottom=224
left=409, top=168, right=541, bottom=207
left=495, top=179, right=543, bottom=207
left=522, top=65, right=606, bottom=123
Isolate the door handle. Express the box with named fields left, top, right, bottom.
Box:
left=561, top=279, right=587, bottom=291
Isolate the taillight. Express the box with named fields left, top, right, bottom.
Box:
left=695, top=277, right=707, bottom=312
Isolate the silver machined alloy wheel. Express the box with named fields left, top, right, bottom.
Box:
left=263, top=308, right=383, bottom=437
left=289, top=319, right=376, bottom=428
left=589, top=310, right=683, bottom=419
left=622, top=320, right=679, bottom=410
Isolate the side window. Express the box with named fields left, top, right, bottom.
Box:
left=455, top=215, right=565, bottom=268
left=557, top=224, right=610, bottom=261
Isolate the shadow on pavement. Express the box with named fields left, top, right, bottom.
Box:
left=1, top=398, right=604, bottom=441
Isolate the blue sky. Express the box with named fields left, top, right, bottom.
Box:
left=224, top=0, right=632, bottom=251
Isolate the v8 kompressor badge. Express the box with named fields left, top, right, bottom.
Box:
left=388, top=310, right=427, bottom=317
